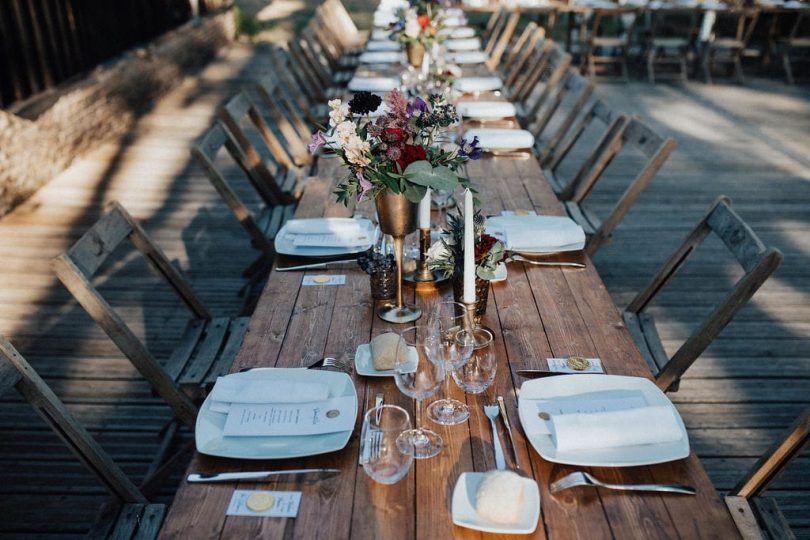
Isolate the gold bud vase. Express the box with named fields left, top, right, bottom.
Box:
left=375, top=189, right=421, bottom=323
left=406, top=42, right=425, bottom=68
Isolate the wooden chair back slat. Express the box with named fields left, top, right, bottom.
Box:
left=732, top=408, right=810, bottom=498
left=256, top=73, right=312, bottom=143
left=521, top=45, right=573, bottom=124
left=269, top=48, right=322, bottom=124
left=535, top=70, right=595, bottom=161
left=67, top=208, right=134, bottom=278
left=624, top=196, right=783, bottom=391
left=487, top=12, right=520, bottom=70
left=501, top=22, right=541, bottom=79
left=546, top=98, right=624, bottom=171
left=1, top=336, right=148, bottom=503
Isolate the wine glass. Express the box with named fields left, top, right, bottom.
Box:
left=431, top=189, right=454, bottom=228
left=452, top=327, right=497, bottom=394
left=426, top=301, right=474, bottom=425
left=359, top=405, right=414, bottom=485
left=393, top=325, right=446, bottom=459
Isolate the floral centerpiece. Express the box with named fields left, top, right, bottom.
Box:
left=428, top=210, right=505, bottom=317
left=308, top=90, right=481, bottom=206
left=389, top=0, right=446, bottom=67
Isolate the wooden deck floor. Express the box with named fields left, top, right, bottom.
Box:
left=0, top=41, right=808, bottom=537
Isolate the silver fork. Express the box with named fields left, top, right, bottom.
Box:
left=360, top=430, right=383, bottom=465
left=483, top=402, right=507, bottom=470
left=321, top=357, right=353, bottom=374
left=550, top=471, right=696, bottom=495
left=509, top=254, right=586, bottom=268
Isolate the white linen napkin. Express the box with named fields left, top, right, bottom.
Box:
left=447, top=51, right=490, bottom=64
left=439, top=26, right=476, bottom=38
left=457, top=101, right=517, bottom=119
left=445, top=38, right=483, bottom=51
left=371, top=29, right=395, bottom=40
left=455, top=76, right=503, bottom=93
left=486, top=215, right=585, bottom=251
left=285, top=218, right=369, bottom=236
left=348, top=76, right=400, bottom=92
left=358, top=51, right=405, bottom=64
left=365, top=40, right=402, bottom=52
left=551, top=405, right=683, bottom=451
left=463, top=128, right=535, bottom=150
left=209, top=375, right=331, bottom=413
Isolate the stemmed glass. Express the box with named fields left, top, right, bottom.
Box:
left=431, top=189, right=454, bottom=228
left=394, top=325, right=446, bottom=459
left=426, top=301, right=474, bottom=425
left=359, top=405, right=414, bottom=485
left=452, top=327, right=497, bottom=394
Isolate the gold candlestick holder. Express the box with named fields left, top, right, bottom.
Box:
left=414, top=228, right=434, bottom=282
left=462, top=300, right=493, bottom=347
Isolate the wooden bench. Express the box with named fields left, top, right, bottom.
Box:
left=623, top=196, right=783, bottom=392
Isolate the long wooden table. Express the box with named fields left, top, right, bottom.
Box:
left=159, top=149, right=741, bottom=538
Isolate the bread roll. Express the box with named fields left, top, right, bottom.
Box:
left=475, top=470, right=525, bottom=524
left=370, top=332, right=407, bottom=371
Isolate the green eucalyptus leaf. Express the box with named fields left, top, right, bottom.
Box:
left=404, top=161, right=459, bottom=191
left=404, top=183, right=427, bottom=203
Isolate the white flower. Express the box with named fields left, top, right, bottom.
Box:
left=427, top=239, right=451, bottom=262
left=329, top=102, right=349, bottom=128
left=404, top=9, right=421, bottom=39
left=344, top=135, right=371, bottom=167
left=334, top=120, right=357, bottom=146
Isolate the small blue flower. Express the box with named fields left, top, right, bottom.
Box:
left=459, top=136, right=483, bottom=160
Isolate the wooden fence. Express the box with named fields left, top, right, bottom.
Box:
left=0, top=0, right=227, bottom=110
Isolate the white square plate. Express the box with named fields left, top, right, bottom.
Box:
left=354, top=343, right=418, bottom=377
left=276, top=218, right=378, bottom=257
left=517, top=374, right=689, bottom=467
left=452, top=472, right=540, bottom=534
left=196, top=368, right=357, bottom=459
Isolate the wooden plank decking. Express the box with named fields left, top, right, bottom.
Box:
left=0, top=41, right=808, bottom=537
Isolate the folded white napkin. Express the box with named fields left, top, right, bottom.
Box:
left=487, top=215, right=585, bottom=251
left=463, top=128, right=535, bottom=150
left=447, top=51, right=490, bottom=64
left=457, top=101, right=517, bottom=119
left=439, top=26, right=476, bottom=38
left=348, top=76, right=400, bottom=92
left=455, top=76, right=503, bottom=93
left=551, top=405, right=683, bottom=451
left=358, top=51, right=405, bottom=64
left=210, top=375, right=331, bottom=411
left=445, top=37, right=482, bottom=51
left=371, top=29, right=395, bottom=40
left=365, top=40, right=402, bottom=52
left=285, top=218, right=368, bottom=236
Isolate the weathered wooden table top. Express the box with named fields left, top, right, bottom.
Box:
left=158, top=150, right=740, bottom=538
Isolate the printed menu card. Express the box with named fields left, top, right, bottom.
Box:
left=223, top=396, right=356, bottom=437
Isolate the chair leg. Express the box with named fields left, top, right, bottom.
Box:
left=734, top=53, right=745, bottom=85
left=647, top=51, right=656, bottom=84
left=703, top=50, right=713, bottom=84
left=621, top=52, right=629, bottom=83
left=782, top=52, right=794, bottom=85
left=680, top=50, right=688, bottom=83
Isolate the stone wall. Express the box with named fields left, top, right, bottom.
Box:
left=0, top=10, right=235, bottom=218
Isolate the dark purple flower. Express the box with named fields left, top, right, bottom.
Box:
left=459, top=136, right=483, bottom=160
left=349, top=91, right=383, bottom=116
left=308, top=131, right=327, bottom=154
left=406, top=96, right=428, bottom=116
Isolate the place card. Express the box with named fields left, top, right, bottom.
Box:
left=303, top=275, right=346, bottom=286
left=547, top=357, right=604, bottom=374
left=226, top=490, right=302, bottom=517
left=223, top=396, right=356, bottom=437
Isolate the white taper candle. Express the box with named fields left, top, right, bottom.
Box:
left=418, top=189, right=431, bottom=229
left=463, top=188, right=475, bottom=304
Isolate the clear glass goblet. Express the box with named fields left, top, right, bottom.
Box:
left=393, top=325, right=446, bottom=459
left=359, top=405, right=414, bottom=485
left=426, top=301, right=473, bottom=425
left=452, top=327, right=497, bottom=394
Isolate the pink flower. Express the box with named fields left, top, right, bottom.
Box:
left=357, top=171, right=373, bottom=201
left=385, top=89, right=409, bottom=124
left=308, top=131, right=327, bottom=154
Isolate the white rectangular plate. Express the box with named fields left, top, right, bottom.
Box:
left=517, top=374, right=689, bottom=467
left=196, top=368, right=358, bottom=459
left=452, top=472, right=540, bottom=534
left=276, top=218, right=378, bottom=257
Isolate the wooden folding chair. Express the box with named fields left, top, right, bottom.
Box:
left=322, top=0, right=367, bottom=49
left=269, top=46, right=329, bottom=125
left=300, top=25, right=354, bottom=86
left=500, top=23, right=545, bottom=85
left=581, top=7, right=637, bottom=81
left=528, top=69, right=595, bottom=157
left=701, top=8, right=759, bottom=84
left=646, top=8, right=699, bottom=83
left=192, top=123, right=298, bottom=266
left=726, top=408, right=808, bottom=539
left=0, top=336, right=166, bottom=538
left=484, top=11, right=520, bottom=70
left=219, top=91, right=311, bottom=183
left=623, top=196, right=783, bottom=392
left=779, top=11, right=810, bottom=85
left=555, top=117, right=677, bottom=256
left=255, top=73, right=314, bottom=144
left=515, top=43, right=573, bottom=126
left=53, top=202, right=250, bottom=408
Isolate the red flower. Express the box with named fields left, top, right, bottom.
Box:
left=418, top=15, right=430, bottom=29
left=383, top=127, right=405, bottom=145
left=397, top=144, right=428, bottom=169
left=475, top=234, right=500, bottom=263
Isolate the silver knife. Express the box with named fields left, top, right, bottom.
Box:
left=187, top=468, right=340, bottom=483
left=276, top=260, right=357, bottom=272
left=516, top=369, right=590, bottom=378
